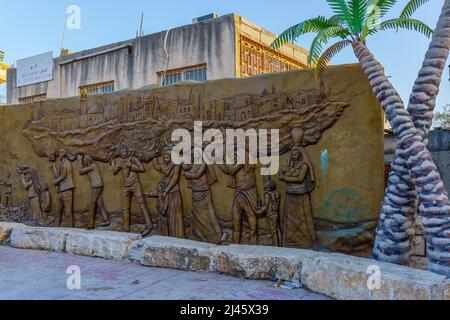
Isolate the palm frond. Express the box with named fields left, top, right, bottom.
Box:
left=400, top=0, right=430, bottom=19
left=314, top=40, right=352, bottom=79
left=362, top=0, right=397, bottom=40
left=308, top=26, right=351, bottom=66
left=327, top=0, right=355, bottom=32
left=329, top=14, right=346, bottom=25
left=270, top=16, right=341, bottom=50
left=309, top=35, right=326, bottom=67
left=348, top=0, right=369, bottom=33
left=371, top=18, right=433, bottom=38
left=366, top=0, right=398, bottom=19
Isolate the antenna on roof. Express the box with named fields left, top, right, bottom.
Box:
left=136, top=12, right=144, bottom=40
left=139, top=12, right=144, bottom=37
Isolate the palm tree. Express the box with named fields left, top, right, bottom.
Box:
left=271, top=0, right=450, bottom=277
left=271, top=0, right=433, bottom=77
left=374, top=1, right=450, bottom=269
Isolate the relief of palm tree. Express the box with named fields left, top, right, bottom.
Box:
left=271, top=0, right=450, bottom=276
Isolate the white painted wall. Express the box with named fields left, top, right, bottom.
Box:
left=7, top=14, right=237, bottom=104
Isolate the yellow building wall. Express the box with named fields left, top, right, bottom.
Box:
left=0, top=61, right=9, bottom=85
left=233, top=14, right=309, bottom=77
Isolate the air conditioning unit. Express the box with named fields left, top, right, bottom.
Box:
left=192, top=13, right=220, bottom=24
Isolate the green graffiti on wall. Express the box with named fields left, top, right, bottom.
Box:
left=323, top=187, right=369, bottom=221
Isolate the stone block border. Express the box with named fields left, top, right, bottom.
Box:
left=0, top=222, right=448, bottom=300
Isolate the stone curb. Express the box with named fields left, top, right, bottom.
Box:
left=0, top=222, right=448, bottom=300
left=66, top=230, right=142, bottom=261
left=211, top=244, right=327, bottom=280
left=300, top=252, right=446, bottom=300
left=10, top=226, right=83, bottom=252
left=0, top=222, right=25, bottom=244
left=128, top=236, right=217, bottom=272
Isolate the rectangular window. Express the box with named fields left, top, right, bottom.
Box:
left=184, top=68, right=207, bottom=81
left=163, top=72, right=183, bottom=86
left=18, top=93, right=47, bottom=104
left=159, top=65, right=207, bottom=86
left=79, top=81, right=114, bottom=95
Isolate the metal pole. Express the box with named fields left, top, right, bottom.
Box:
left=139, top=12, right=144, bottom=37
left=60, top=1, right=71, bottom=54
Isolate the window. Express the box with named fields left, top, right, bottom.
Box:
left=79, top=81, right=114, bottom=95
left=184, top=68, right=207, bottom=81
left=163, top=73, right=183, bottom=86
left=18, top=93, right=47, bottom=104
left=160, top=65, right=207, bottom=86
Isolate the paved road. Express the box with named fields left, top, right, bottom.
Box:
left=0, top=246, right=329, bottom=300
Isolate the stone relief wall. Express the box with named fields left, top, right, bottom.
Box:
left=0, top=65, right=384, bottom=257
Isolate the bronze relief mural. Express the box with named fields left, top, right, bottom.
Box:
left=0, top=67, right=385, bottom=257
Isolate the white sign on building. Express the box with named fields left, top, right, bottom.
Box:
left=16, top=52, right=53, bottom=87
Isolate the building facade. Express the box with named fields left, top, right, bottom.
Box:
left=6, top=14, right=308, bottom=105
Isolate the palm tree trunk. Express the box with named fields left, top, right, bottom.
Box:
left=409, top=0, right=450, bottom=143
left=352, top=41, right=450, bottom=277
left=373, top=155, right=418, bottom=265
left=373, top=0, right=450, bottom=267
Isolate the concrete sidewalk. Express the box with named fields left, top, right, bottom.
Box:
left=0, top=246, right=329, bottom=300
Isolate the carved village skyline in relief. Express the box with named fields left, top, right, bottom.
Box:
left=23, top=86, right=349, bottom=163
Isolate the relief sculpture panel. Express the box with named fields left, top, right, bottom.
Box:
left=0, top=66, right=385, bottom=257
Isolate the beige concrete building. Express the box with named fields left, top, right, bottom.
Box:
left=7, top=13, right=308, bottom=105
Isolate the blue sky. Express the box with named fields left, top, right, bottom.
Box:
left=0, top=0, right=448, bottom=112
